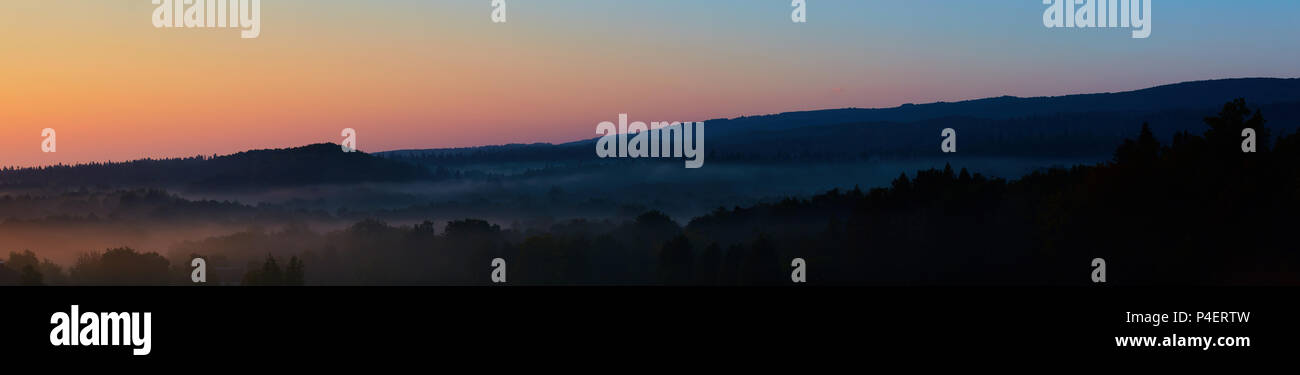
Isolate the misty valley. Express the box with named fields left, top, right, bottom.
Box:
left=2, top=78, right=1299, bottom=286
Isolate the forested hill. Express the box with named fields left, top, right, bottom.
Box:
left=0, top=143, right=431, bottom=190
left=380, top=78, right=1300, bottom=163
left=6, top=78, right=1299, bottom=189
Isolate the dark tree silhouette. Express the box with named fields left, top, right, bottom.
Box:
left=658, top=235, right=694, bottom=285
left=20, top=265, right=43, bottom=286
left=740, top=234, right=782, bottom=285
left=1114, top=123, right=1160, bottom=165
left=242, top=254, right=285, bottom=285
left=694, top=243, right=723, bottom=285
left=286, top=256, right=305, bottom=285
left=70, top=247, right=174, bottom=285
left=1204, top=98, right=1269, bottom=154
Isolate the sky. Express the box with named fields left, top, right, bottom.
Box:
left=0, top=0, right=1297, bottom=167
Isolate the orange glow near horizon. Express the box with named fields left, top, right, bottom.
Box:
left=3, top=1, right=1296, bottom=168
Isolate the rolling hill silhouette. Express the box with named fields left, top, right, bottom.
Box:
left=0, top=143, right=429, bottom=189
left=699, top=77, right=1300, bottom=135
left=380, top=78, right=1300, bottom=163
left=4, top=78, right=1297, bottom=188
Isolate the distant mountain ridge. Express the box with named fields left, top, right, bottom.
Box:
left=703, top=77, right=1300, bottom=135
left=4, top=78, right=1297, bottom=189
left=0, top=143, right=429, bottom=190
left=379, top=78, right=1300, bottom=162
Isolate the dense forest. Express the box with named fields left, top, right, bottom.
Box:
left=0, top=143, right=434, bottom=190
left=3, top=98, right=1295, bottom=285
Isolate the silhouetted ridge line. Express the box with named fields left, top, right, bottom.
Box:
left=377, top=78, right=1300, bottom=163
left=0, top=143, right=431, bottom=189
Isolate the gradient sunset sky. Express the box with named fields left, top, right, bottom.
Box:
left=1, top=0, right=1297, bottom=167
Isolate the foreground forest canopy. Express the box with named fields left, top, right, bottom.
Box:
left=1, top=99, right=1296, bottom=285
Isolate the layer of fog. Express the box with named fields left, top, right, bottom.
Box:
left=1, top=156, right=1103, bottom=268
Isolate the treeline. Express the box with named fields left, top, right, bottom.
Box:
left=380, top=100, right=1300, bottom=165
left=0, top=248, right=304, bottom=286
left=681, top=98, right=1300, bottom=285
left=0, top=143, right=432, bottom=189
left=0, top=188, right=262, bottom=222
